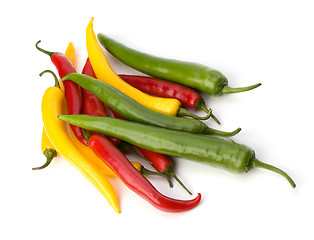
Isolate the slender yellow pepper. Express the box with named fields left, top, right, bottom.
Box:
left=69, top=127, right=117, bottom=177
left=33, top=42, right=76, bottom=171
left=41, top=73, right=120, bottom=213
left=36, top=42, right=134, bottom=177
left=86, top=17, right=181, bottom=116
left=32, top=128, right=58, bottom=170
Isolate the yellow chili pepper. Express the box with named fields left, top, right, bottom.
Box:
left=41, top=70, right=120, bottom=213
left=86, top=17, right=181, bottom=116
left=69, top=127, right=117, bottom=177
left=32, top=128, right=58, bottom=170
left=33, top=42, right=75, bottom=171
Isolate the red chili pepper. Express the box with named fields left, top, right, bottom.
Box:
left=119, top=74, right=220, bottom=124
left=135, top=147, right=192, bottom=195
left=35, top=41, right=87, bottom=145
left=81, top=58, right=120, bottom=146
left=86, top=134, right=201, bottom=213
left=109, top=108, right=190, bottom=193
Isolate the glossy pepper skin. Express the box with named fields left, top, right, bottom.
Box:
left=35, top=41, right=87, bottom=145
left=109, top=108, right=190, bottom=193
left=81, top=58, right=121, bottom=146
left=32, top=128, right=58, bottom=170
left=97, top=34, right=261, bottom=96
left=119, top=74, right=219, bottom=123
left=86, top=134, right=201, bottom=213
left=58, top=42, right=76, bottom=91
left=33, top=43, right=76, bottom=170
left=41, top=76, right=120, bottom=214
left=59, top=115, right=296, bottom=188
left=86, top=17, right=209, bottom=120
left=62, top=73, right=241, bottom=137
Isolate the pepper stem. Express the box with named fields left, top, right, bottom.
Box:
left=140, top=166, right=173, bottom=188
left=118, top=141, right=152, bottom=164
left=206, top=127, right=241, bottom=137
left=171, top=173, right=192, bottom=195
left=82, top=129, right=92, bottom=143
left=39, top=70, right=60, bottom=88
left=199, top=104, right=221, bottom=125
left=32, top=148, right=57, bottom=170
left=221, top=83, right=262, bottom=94
left=35, top=40, right=55, bottom=57
left=164, top=166, right=192, bottom=195
left=252, top=158, right=296, bottom=188
left=178, top=107, right=212, bottom=120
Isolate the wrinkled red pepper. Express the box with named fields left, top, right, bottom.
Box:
left=36, top=41, right=87, bottom=145
left=86, top=133, right=201, bottom=212
left=119, top=74, right=220, bottom=124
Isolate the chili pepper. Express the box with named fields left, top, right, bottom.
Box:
left=62, top=73, right=241, bottom=137
left=135, top=147, right=191, bottom=194
left=83, top=132, right=201, bottom=212
left=40, top=70, right=120, bottom=213
left=33, top=128, right=58, bottom=170
left=35, top=41, right=87, bottom=145
left=109, top=108, right=185, bottom=191
left=97, top=34, right=262, bottom=96
left=58, top=42, right=76, bottom=91
left=59, top=115, right=296, bottom=188
left=119, top=74, right=220, bottom=124
left=130, top=161, right=173, bottom=186
left=86, top=17, right=211, bottom=120
left=81, top=57, right=120, bottom=146
left=33, top=42, right=76, bottom=170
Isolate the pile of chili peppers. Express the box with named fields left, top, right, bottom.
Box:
left=34, top=17, right=296, bottom=214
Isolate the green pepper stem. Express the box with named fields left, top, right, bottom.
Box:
left=39, top=70, right=60, bottom=88
left=163, top=166, right=192, bottom=195
left=35, top=40, right=55, bottom=57
left=252, top=158, right=296, bottom=188
left=32, top=148, right=57, bottom=170
left=82, top=129, right=92, bottom=143
left=199, top=104, right=221, bottom=125
left=206, top=127, right=241, bottom=137
left=118, top=141, right=152, bottom=164
left=221, top=83, right=262, bottom=94
left=140, top=166, right=173, bottom=188
left=178, top=107, right=212, bottom=120
left=172, top=173, right=192, bottom=195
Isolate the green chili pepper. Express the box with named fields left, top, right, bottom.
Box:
left=97, top=34, right=261, bottom=96
left=58, top=115, right=296, bottom=188
left=62, top=73, right=240, bottom=137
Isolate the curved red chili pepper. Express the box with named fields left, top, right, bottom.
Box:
left=81, top=58, right=120, bottom=146
left=135, top=147, right=192, bottom=195
left=109, top=108, right=190, bottom=193
left=35, top=41, right=87, bottom=145
left=119, top=74, right=220, bottom=124
left=87, top=134, right=201, bottom=213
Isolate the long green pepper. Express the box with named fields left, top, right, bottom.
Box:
left=62, top=73, right=240, bottom=136
left=97, top=34, right=262, bottom=96
left=59, top=115, right=296, bottom=188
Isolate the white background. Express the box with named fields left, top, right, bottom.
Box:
left=1, top=0, right=313, bottom=239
